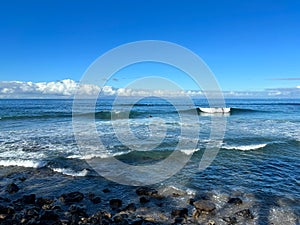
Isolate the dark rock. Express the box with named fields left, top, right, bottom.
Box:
left=36, top=197, right=54, bottom=207
left=174, top=217, right=185, bottom=223
left=86, top=212, right=102, bottom=224
left=223, top=216, right=238, bottom=224
left=123, top=203, right=137, bottom=212
left=0, top=197, right=11, bottom=203
left=136, top=187, right=158, bottom=196
left=87, top=211, right=112, bottom=224
left=18, top=176, right=26, bottom=182
left=24, top=208, right=39, bottom=219
left=109, top=198, right=122, bottom=210
left=88, top=192, right=95, bottom=199
left=113, top=214, right=124, bottom=222
left=60, top=191, right=84, bottom=203
left=155, top=202, right=163, bottom=207
left=90, top=196, right=101, bottom=204
left=6, top=183, right=19, bottom=194
left=0, top=205, right=15, bottom=218
left=71, top=213, right=80, bottom=224
left=196, top=193, right=211, bottom=200
left=40, top=210, right=59, bottom=221
left=193, top=200, right=216, bottom=212
left=22, top=194, right=36, bottom=204
left=130, top=218, right=144, bottom=225
left=103, top=188, right=111, bottom=193
left=188, top=198, right=195, bottom=205
left=235, top=209, right=254, bottom=219
left=51, top=205, right=61, bottom=210
left=171, top=208, right=188, bottom=218
left=69, top=204, right=87, bottom=217
left=139, top=196, right=150, bottom=204
left=228, top=197, right=243, bottom=205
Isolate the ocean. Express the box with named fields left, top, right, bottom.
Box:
left=0, top=98, right=299, bottom=224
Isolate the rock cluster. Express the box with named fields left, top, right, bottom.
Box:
left=0, top=182, right=256, bottom=224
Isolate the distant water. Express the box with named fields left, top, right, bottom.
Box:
left=0, top=98, right=299, bottom=223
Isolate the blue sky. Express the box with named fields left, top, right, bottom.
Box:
left=0, top=0, right=300, bottom=93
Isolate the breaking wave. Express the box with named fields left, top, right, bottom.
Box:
left=222, top=143, right=268, bottom=151
left=0, top=159, right=47, bottom=168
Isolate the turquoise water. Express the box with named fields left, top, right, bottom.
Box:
left=0, top=98, right=299, bottom=223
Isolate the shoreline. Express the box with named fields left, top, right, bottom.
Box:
left=1, top=167, right=298, bottom=224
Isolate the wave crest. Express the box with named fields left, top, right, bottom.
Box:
left=223, top=143, right=267, bottom=151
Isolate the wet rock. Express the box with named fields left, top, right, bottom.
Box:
left=188, top=198, right=195, bottom=205
left=130, top=218, right=144, bottom=225
left=171, top=208, right=188, bottom=218
left=71, top=213, right=80, bottom=224
left=192, top=208, right=201, bottom=219
left=51, top=205, right=61, bottom=210
left=60, top=191, right=84, bottom=203
left=123, top=203, right=137, bottom=212
left=0, top=197, right=11, bottom=203
left=22, top=194, right=36, bottom=204
left=91, top=196, right=101, bottom=204
left=174, top=217, right=185, bottom=223
left=139, top=196, right=150, bottom=204
left=136, top=186, right=158, bottom=196
left=24, top=207, right=39, bottom=219
left=228, top=197, right=243, bottom=205
left=223, top=216, right=238, bottom=224
left=69, top=204, right=87, bottom=217
left=155, top=202, right=163, bottom=207
left=193, top=200, right=216, bottom=212
left=103, top=188, right=111, bottom=193
left=143, top=216, right=156, bottom=223
left=40, top=210, right=59, bottom=221
left=0, top=205, right=15, bottom=219
left=207, top=219, right=216, bottom=225
left=6, top=183, right=19, bottom=194
left=87, top=211, right=112, bottom=224
left=36, top=197, right=54, bottom=207
left=235, top=209, right=254, bottom=219
left=113, top=214, right=125, bottom=223
left=109, top=198, right=122, bottom=210
left=18, top=176, right=26, bottom=182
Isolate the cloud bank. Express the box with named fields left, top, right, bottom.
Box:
left=0, top=79, right=299, bottom=98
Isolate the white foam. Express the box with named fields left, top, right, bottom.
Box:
left=269, top=207, right=298, bottom=225
left=67, top=151, right=126, bottom=160
left=223, top=143, right=267, bottom=151
left=199, top=107, right=231, bottom=113
left=179, top=149, right=198, bottom=155
left=52, top=168, right=89, bottom=177
left=0, top=159, right=46, bottom=168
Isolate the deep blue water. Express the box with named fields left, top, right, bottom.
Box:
left=0, top=98, right=299, bottom=223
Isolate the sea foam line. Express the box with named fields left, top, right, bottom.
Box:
left=223, top=143, right=267, bottom=151
left=0, top=159, right=46, bottom=168
left=51, top=168, right=89, bottom=177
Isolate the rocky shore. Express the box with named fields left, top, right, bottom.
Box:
left=0, top=176, right=257, bottom=225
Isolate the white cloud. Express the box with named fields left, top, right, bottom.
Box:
left=0, top=79, right=299, bottom=98
left=0, top=79, right=100, bottom=98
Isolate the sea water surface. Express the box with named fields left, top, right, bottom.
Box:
left=0, top=98, right=299, bottom=223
